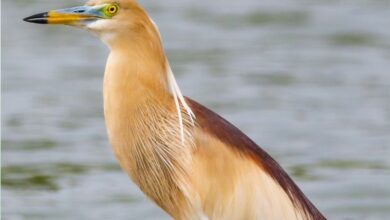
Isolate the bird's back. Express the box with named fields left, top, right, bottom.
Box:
left=186, top=98, right=325, bottom=220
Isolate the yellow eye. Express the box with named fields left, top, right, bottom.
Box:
left=105, top=4, right=119, bottom=16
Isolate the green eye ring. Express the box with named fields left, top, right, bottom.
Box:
left=103, top=3, right=119, bottom=17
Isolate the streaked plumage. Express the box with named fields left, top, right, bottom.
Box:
left=24, top=0, right=326, bottom=219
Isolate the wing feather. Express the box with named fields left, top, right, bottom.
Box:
left=186, top=97, right=325, bottom=220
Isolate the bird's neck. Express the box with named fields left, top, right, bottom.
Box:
left=101, top=2, right=176, bottom=114
left=102, top=14, right=200, bottom=218
left=103, top=34, right=173, bottom=139
left=107, top=27, right=168, bottom=90
left=103, top=39, right=198, bottom=219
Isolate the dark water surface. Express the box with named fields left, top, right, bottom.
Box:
left=2, top=0, right=390, bottom=219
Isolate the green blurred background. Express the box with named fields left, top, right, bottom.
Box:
left=2, top=0, right=390, bottom=219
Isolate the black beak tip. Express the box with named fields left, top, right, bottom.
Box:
left=23, top=12, right=49, bottom=24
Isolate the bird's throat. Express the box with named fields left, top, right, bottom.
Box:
left=102, top=47, right=171, bottom=141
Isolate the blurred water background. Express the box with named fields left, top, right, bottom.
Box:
left=2, top=0, right=390, bottom=219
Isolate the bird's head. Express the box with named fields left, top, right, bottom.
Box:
left=24, top=0, right=157, bottom=48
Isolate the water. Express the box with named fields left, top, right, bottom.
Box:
left=2, top=0, right=390, bottom=219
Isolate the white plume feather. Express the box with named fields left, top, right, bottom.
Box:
left=166, top=64, right=196, bottom=143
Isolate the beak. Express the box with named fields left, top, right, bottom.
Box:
left=23, top=5, right=103, bottom=25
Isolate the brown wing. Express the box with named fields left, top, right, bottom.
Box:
left=186, top=97, right=326, bottom=220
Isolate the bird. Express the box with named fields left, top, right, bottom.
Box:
left=24, top=0, right=326, bottom=219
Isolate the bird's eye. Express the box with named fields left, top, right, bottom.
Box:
left=104, top=4, right=119, bottom=17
